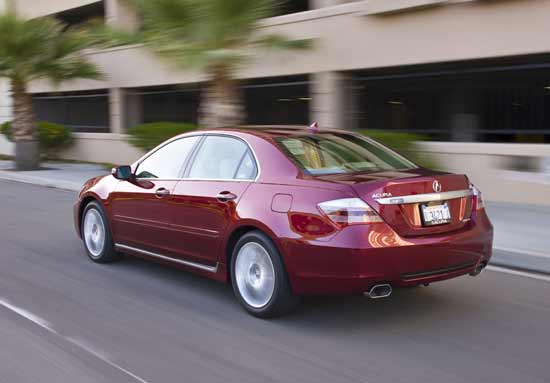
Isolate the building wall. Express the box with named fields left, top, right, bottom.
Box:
left=0, top=80, right=14, bottom=156
left=416, top=142, right=550, bottom=206
left=28, top=0, right=550, bottom=94
left=14, top=0, right=101, bottom=18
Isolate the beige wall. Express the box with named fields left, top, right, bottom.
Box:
left=416, top=142, right=550, bottom=205
left=57, top=133, right=144, bottom=165
left=15, top=0, right=101, bottom=18
left=28, top=0, right=550, bottom=94
left=0, top=79, right=13, bottom=155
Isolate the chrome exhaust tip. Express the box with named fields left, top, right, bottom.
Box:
left=469, top=262, right=487, bottom=277
left=365, top=284, right=392, bottom=299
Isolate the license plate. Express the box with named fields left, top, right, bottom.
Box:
left=421, top=203, right=451, bottom=226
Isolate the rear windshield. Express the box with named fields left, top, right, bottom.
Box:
left=275, top=133, right=417, bottom=175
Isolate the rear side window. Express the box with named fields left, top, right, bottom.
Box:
left=275, top=133, right=416, bottom=175
left=136, top=136, right=199, bottom=179
left=188, top=136, right=257, bottom=180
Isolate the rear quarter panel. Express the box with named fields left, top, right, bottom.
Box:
left=226, top=182, right=357, bottom=279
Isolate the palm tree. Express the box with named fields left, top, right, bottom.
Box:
left=102, top=0, right=311, bottom=128
left=0, top=12, right=101, bottom=170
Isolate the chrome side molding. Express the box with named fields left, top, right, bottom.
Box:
left=375, top=189, right=473, bottom=205
left=115, top=244, right=218, bottom=273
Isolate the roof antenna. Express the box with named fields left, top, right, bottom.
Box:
left=309, top=121, right=319, bottom=133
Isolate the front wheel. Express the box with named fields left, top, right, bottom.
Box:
left=81, top=201, right=121, bottom=263
left=231, top=231, right=299, bottom=318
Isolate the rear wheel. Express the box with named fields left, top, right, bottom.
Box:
left=81, top=201, right=121, bottom=263
left=231, top=231, right=298, bottom=318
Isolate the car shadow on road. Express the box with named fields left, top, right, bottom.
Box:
left=107, top=254, right=477, bottom=334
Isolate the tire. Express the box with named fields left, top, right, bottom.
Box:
left=230, top=231, right=299, bottom=318
left=81, top=201, right=121, bottom=263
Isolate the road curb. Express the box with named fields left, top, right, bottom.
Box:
left=490, top=248, right=550, bottom=276
left=0, top=171, right=81, bottom=192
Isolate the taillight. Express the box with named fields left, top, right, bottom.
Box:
left=318, top=198, right=383, bottom=227
left=470, top=184, right=485, bottom=210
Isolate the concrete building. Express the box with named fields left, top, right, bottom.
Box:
left=1, top=0, right=550, bottom=204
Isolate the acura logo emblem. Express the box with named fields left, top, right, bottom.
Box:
left=433, top=180, right=442, bottom=193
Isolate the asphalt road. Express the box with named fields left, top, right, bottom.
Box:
left=0, top=180, right=549, bottom=383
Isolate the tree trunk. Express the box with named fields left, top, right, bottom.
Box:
left=198, top=66, right=245, bottom=129
left=11, top=80, right=39, bottom=170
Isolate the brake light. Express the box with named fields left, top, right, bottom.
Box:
left=470, top=184, right=485, bottom=210
left=318, top=198, right=383, bottom=227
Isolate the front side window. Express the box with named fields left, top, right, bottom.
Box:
left=188, top=136, right=257, bottom=180
left=136, top=136, right=200, bottom=179
left=276, top=133, right=417, bottom=176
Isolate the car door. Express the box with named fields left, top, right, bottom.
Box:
left=169, top=135, right=258, bottom=265
left=110, top=135, right=201, bottom=253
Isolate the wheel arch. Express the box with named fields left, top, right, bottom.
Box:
left=224, top=222, right=286, bottom=280
left=77, top=194, right=105, bottom=236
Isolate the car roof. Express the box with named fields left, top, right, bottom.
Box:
left=202, top=125, right=354, bottom=140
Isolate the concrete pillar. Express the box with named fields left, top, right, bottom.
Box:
left=125, top=90, right=143, bottom=130
left=0, top=80, right=12, bottom=124
left=0, top=0, right=15, bottom=13
left=109, top=88, right=126, bottom=134
left=310, top=72, right=351, bottom=130
left=105, top=0, right=139, bottom=31
left=446, top=88, right=479, bottom=142
left=0, top=79, right=14, bottom=155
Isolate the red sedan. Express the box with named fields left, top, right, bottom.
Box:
left=74, top=126, right=493, bottom=317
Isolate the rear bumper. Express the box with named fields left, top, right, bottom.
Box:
left=282, top=212, right=493, bottom=295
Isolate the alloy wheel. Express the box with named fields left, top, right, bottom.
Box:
left=234, top=242, right=276, bottom=308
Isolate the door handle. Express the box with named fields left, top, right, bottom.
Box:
left=155, top=187, right=170, bottom=198
left=216, top=191, right=237, bottom=202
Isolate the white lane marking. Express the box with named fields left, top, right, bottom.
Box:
left=0, top=298, right=56, bottom=333
left=0, top=298, right=150, bottom=383
left=494, top=246, right=550, bottom=259
left=486, top=266, right=550, bottom=282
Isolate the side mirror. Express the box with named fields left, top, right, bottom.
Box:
left=111, top=165, right=133, bottom=181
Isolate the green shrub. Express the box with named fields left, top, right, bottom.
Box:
left=0, top=121, right=73, bottom=158
left=0, top=121, right=13, bottom=141
left=358, top=129, right=434, bottom=168
left=37, top=122, right=73, bottom=154
left=128, top=122, right=198, bottom=151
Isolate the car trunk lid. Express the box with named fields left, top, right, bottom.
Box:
left=316, top=169, right=473, bottom=237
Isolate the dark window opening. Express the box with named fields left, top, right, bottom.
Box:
left=56, top=1, right=105, bottom=29
left=33, top=90, right=109, bottom=133
left=275, top=0, right=310, bottom=16
left=244, top=75, right=310, bottom=125
left=128, top=86, right=201, bottom=127
left=352, top=55, right=550, bottom=143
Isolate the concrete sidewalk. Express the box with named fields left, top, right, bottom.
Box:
left=0, top=160, right=107, bottom=191
left=0, top=160, right=548, bottom=274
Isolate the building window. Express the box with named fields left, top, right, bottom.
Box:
left=55, top=1, right=106, bottom=28
left=33, top=91, right=109, bottom=133
left=275, top=0, right=310, bottom=16
left=244, top=75, right=311, bottom=125
left=127, top=77, right=310, bottom=128
left=127, top=86, right=201, bottom=127
left=352, top=57, right=550, bottom=143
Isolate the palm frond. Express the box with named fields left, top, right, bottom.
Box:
left=105, top=0, right=312, bottom=75
left=0, top=12, right=101, bottom=85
